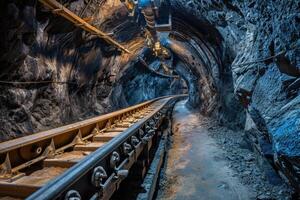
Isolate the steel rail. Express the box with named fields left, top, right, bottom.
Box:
left=0, top=95, right=186, bottom=199
left=0, top=96, right=167, bottom=183
left=0, top=97, right=163, bottom=154
left=27, top=95, right=186, bottom=200
left=38, top=0, right=132, bottom=54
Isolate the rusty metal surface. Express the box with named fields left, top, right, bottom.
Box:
left=0, top=95, right=187, bottom=199
left=0, top=97, right=161, bottom=155
left=26, top=97, right=172, bottom=199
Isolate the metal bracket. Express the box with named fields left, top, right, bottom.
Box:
left=142, top=136, right=152, bottom=144
left=0, top=153, right=12, bottom=178
left=139, top=129, right=145, bottom=138
left=131, top=136, right=140, bottom=147
left=65, top=190, right=81, bottom=200
left=115, top=169, right=129, bottom=179
left=73, top=130, right=85, bottom=145
left=92, top=124, right=101, bottom=135
left=110, top=151, right=120, bottom=169
left=123, top=142, right=133, bottom=155
left=91, top=166, right=107, bottom=188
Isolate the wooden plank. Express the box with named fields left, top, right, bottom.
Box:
left=43, top=159, right=76, bottom=168
left=0, top=167, right=66, bottom=198
left=115, top=122, right=131, bottom=128
left=0, top=97, right=156, bottom=154
left=93, top=132, right=121, bottom=142
left=134, top=116, right=144, bottom=119
left=43, top=151, right=89, bottom=167
left=122, top=119, right=137, bottom=123
left=0, top=183, right=40, bottom=198
left=74, top=142, right=106, bottom=151
left=14, top=167, right=67, bottom=186
left=0, top=196, right=22, bottom=200
left=106, top=127, right=128, bottom=132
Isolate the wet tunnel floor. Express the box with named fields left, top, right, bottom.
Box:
left=156, top=100, right=292, bottom=200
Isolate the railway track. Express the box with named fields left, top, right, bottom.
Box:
left=0, top=95, right=185, bottom=200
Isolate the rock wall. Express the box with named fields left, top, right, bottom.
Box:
left=0, top=0, right=299, bottom=191
left=0, top=0, right=184, bottom=141
left=111, top=58, right=184, bottom=108
left=172, top=0, right=300, bottom=190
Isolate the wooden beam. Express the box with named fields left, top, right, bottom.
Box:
left=39, top=0, right=132, bottom=54
left=0, top=182, right=40, bottom=198
left=73, top=142, right=106, bottom=151
left=93, top=132, right=121, bottom=142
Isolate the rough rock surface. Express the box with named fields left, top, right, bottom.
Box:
left=207, top=118, right=293, bottom=199
left=171, top=0, right=300, bottom=190
left=0, top=0, right=299, bottom=192
left=0, top=0, right=184, bottom=141
left=0, top=0, right=245, bottom=142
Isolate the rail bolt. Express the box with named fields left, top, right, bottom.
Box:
left=123, top=142, right=132, bottom=155
left=145, top=126, right=152, bottom=134
left=139, top=129, right=145, bottom=138
left=65, top=190, right=81, bottom=200
left=91, top=166, right=107, bottom=188
left=147, top=129, right=155, bottom=135
left=148, top=119, right=155, bottom=126
left=116, top=169, right=129, bottom=178
left=33, top=146, right=43, bottom=156
left=110, top=151, right=120, bottom=169
left=131, top=136, right=140, bottom=146
left=142, top=136, right=151, bottom=144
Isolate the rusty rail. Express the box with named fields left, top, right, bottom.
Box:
left=0, top=95, right=186, bottom=199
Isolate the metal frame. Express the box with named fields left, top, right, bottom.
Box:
left=26, top=95, right=185, bottom=200
left=0, top=97, right=168, bottom=179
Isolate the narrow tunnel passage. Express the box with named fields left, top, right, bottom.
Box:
left=157, top=100, right=253, bottom=200
left=157, top=100, right=291, bottom=199
left=0, top=0, right=299, bottom=199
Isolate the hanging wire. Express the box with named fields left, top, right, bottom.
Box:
left=232, top=44, right=299, bottom=67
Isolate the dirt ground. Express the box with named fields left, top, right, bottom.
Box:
left=156, top=100, right=293, bottom=200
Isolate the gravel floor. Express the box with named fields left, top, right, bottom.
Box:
left=156, top=100, right=294, bottom=200
left=202, top=117, right=293, bottom=199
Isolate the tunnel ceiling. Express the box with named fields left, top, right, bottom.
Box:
left=0, top=0, right=299, bottom=191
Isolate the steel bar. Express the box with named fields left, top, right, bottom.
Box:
left=0, top=97, right=159, bottom=154
left=27, top=95, right=186, bottom=200
left=0, top=95, right=186, bottom=199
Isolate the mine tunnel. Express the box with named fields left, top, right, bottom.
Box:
left=0, top=0, right=299, bottom=199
